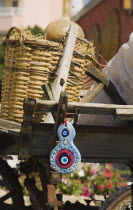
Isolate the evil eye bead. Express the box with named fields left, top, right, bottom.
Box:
left=56, top=149, right=74, bottom=169
left=61, top=156, right=68, bottom=164
left=62, top=129, right=69, bottom=137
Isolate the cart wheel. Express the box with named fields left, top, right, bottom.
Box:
left=100, top=185, right=133, bottom=210
left=0, top=158, right=25, bottom=209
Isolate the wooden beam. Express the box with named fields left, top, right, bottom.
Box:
left=30, top=130, right=133, bottom=158
left=115, top=109, right=133, bottom=120
left=52, top=91, right=68, bottom=149
left=85, top=65, right=109, bottom=87
left=43, top=23, right=78, bottom=124
left=75, top=132, right=133, bottom=159
left=79, top=90, right=88, bottom=97
left=1, top=123, right=133, bottom=159
left=0, top=119, right=21, bottom=131
left=42, top=84, right=55, bottom=123
left=80, top=83, right=104, bottom=103
left=31, top=123, right=133, bottom=134
left=85, top=65, right=126, bottom=105
left=42, top=84, right=54, bottom=101
left=21, top=130, right=133, bottom=159
left=105, top=81, right=126, bottom=105
left=26, top=99, right=133, bottom=116
left=52, top=23, right=78, bottom=101
left=30, top=124, right=133, bottom=158
left=18, top=98, right=36, bottom=160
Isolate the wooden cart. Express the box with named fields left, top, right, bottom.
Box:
left=0, top=24, right=133, bottom=210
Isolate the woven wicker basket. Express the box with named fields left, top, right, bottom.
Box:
left=0, top=27, right=94, bottom=123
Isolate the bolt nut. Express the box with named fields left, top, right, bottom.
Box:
left=60, top=78, right=65, bottom=86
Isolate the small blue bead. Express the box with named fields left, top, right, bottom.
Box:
left=61, top=157, right=68, bottom=164
left=62, top=129, right=69, bottom=137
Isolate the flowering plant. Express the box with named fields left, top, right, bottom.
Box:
left=91, top=164, right=129, bottom=195
left=58, top=177, right=83, bottom=196
left=57, top=163, right=130, bottom=196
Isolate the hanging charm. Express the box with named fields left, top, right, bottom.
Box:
left=50, top=121, right=81, bottom=174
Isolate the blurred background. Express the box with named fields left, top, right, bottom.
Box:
left=0, top=0, right=133, bottom=202
left=0, top=0, right=133, bottom=57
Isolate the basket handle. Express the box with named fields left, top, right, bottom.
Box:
left=6, top=27, right=26, bottom=41
left=4, top=27, right=31, bottom=50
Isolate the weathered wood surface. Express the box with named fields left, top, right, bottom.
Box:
left=19, top=99, right=36, bottom=159
left=23, top=130, right=133, bottom=159
left=42, top=84, right=55, bottom=123
left=75, top=133, right=133, bottom=159
left=0, top=119, right=20, bottom=132
left=1, top=130, right=133, bottom=159
left=85, top=65, right=109, bottom=87
left=52, top=23, right=78, bottom=101
left=42, top=84, right=54, bottom=101
left=1, top=122, right=133, bottom=160
left=115, top=109, right=133, bottom=120
left=79, top=90, right=87, bottom=97
left=43, top=24, right=78, bottom=124
left=24, top=99, right=133, bottom=119
left=31, top=123, right=133, bottom=133
left=52, top=91, right=68, bottom=149
left=105, top=81, right=126, bottom=105
left=1, top=116, right=132, bottom=134
left=80, top=83, right=104, bottom=103
left=85, top=65, right=126, bottom=105
left=0, top=119, right=20, bottom=153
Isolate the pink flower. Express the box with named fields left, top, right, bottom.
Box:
left=97, top=185, right=104, bottom=191
left=106, top=183, right=112, bottom=189
left=122, top=183, right=127, bottom=187
left=82, top=189, right=90, bottom=197
left=81, top=186, right=90, bottom=197
left=105, top=172, right=112, bottom=178
left=82, top=186, right=87, bottom=190
left=87, top=169, right=95, bottom=175
left=90, top=163, right=94, bottom=166
left=62, top=177, right=71, bottom=186
left=106, top=168, right=112, bottom=173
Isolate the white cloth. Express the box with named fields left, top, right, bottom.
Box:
left=78, top=33, right=133, bottom=125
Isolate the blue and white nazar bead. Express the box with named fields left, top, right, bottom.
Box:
left=50, top=121, right=81, bottom=174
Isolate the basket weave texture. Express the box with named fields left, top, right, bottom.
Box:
left=1, top=27, right=94, bottom=123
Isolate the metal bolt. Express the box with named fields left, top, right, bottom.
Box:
left=60, top=78, right=65, bottom=86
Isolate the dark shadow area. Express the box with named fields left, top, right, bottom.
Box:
left=0, top=132, right=16, bottom=150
